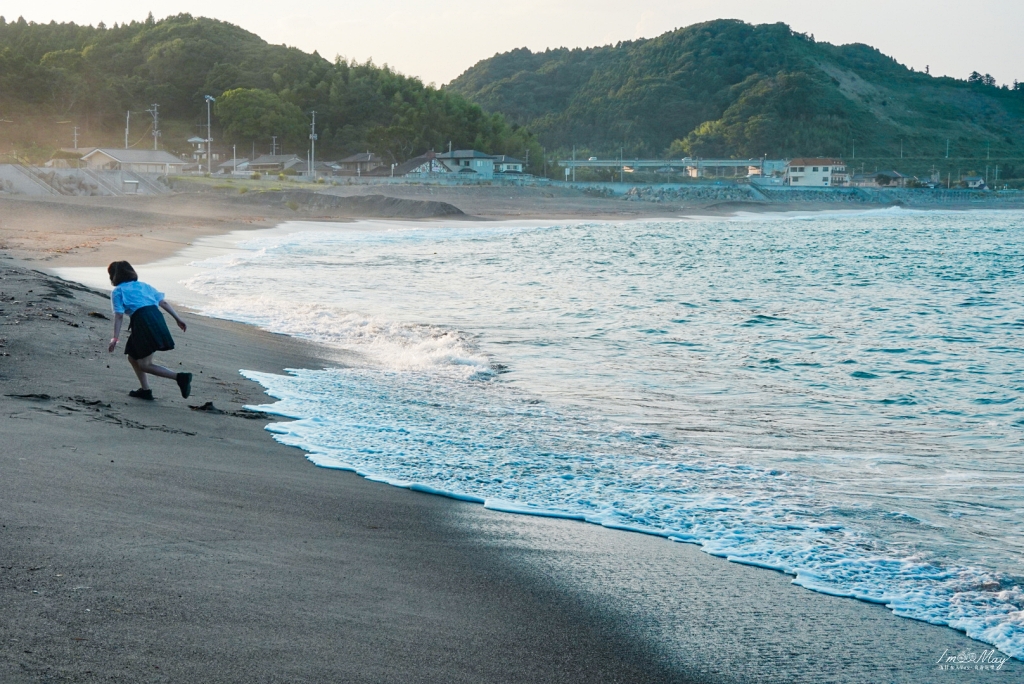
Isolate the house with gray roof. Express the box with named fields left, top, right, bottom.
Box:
left=337, top=152, right=386, bottom=176
left=492, top=155, right=525, bottom=174
left=217, top=158, right=250, bottom=174
left=368, top=152, right=445, bottom=177
left=851, top=170, right=910, bottom=188
left=249, top=154, right=303, bottom=174
left=435, top=150, right=495, bottom=178
left=80, top=149, right=187, bottom=174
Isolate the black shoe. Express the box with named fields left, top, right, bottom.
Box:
left=176, top=372, right=193, bottom=399
left=129, top=388, right=154, bottom=401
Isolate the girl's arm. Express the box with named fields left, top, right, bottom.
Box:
left=108, top=313, right=124, bottom=352
left=159, top=300, right=187, bottom=332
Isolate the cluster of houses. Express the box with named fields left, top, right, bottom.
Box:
left=44, top=143, right=986, bottom=191
left=779, top=158, right=983, bottom=189
left=46, top=141, right=527, bottom=181
left=215, top=149, right=526, bottom=179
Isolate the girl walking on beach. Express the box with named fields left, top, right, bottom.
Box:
left=106, top=261, right=192, bottom=401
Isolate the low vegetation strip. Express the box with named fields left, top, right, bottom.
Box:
left=233, top=191, right=465, bottom=219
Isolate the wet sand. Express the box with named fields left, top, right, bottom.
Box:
left=1, top=192, right=1019, bottom=681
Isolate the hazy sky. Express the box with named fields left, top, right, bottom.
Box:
left=3, top=1, right=1021, bottom=86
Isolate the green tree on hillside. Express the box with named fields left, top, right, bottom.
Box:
left=0, top=13, right=541, bottom=166
left=215, top=88, right=307, bottom=149
left=669, top=72, right=852, bottom=158
left=448, top=18, right=1024, bottom=160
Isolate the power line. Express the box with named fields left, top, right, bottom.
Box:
left=127, top=123, right=154, bottom=149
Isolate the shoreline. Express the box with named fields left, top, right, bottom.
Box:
left=4, top=187, right=1020, bottom=270
left=3, top=262, right=1016, bottom=682
left=2, top=197, right=1021, bottom=680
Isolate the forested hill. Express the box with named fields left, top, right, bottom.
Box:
left=446, top=20, right=1024, bottom=162
left=0, top=14, right=539, bottom=164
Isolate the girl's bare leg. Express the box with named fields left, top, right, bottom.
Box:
left=134, top=354, right=178, bottom=381
left=128, top=355, right=150, bottom=390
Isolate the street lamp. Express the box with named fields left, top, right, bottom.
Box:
left=204, top=95, right=216, bottom=174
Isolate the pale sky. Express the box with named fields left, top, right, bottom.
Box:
left=3, top=1, right=1021, bottom=87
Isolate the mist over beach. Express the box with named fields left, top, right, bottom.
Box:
left=2, top=3, right=1024, bottom=681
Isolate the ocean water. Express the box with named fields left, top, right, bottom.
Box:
left=180, top=209, right=1023, bottom=659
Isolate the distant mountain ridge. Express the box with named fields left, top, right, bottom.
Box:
left=446, top=20, right=1024, bottom=163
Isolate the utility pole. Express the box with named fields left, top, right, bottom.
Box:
left=309, top=110, right=317, bottom=178
left=620, top=147, right=624, bottom=183
left=900, top=138, right=903, bottom=159
left=146, top=103, right=160, bottom=150
left=204, top=95, right=216, bottom=174
left=72, top=126, right=79, bottom=150
left=987, top=141, right=990, bottom=160
left=946, top=139, right=950, bottom=159
left=233, top=144, right=237, bottom=174
left=572, top=145, right=576, bottom=183
left=125, top=110, right=130, bottom=149
left=271, top=136, right=277, bottom=156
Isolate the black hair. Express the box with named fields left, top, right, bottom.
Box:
left=107, top=261, right=138, bottom=286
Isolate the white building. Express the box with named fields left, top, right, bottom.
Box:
left=493, top=155, right=525, bottom=174
left=785, top=158, right=848, bottom=187
left=435, top=150, right=495, bottom=179
left=385, top=152, right=448, bottom=177
left=80, top=148, right=187, bottom=174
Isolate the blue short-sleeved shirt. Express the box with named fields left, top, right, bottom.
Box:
left=111, top=281, right=164, bottom=316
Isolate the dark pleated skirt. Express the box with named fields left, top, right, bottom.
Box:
left=124, top=304, right=175, bottom=360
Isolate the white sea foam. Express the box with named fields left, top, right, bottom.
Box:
left=175, top=212, right=1024, bottom=661
left=242, top=366, right=1024, bottom=660
left=181, top=238, right=490, bottom=373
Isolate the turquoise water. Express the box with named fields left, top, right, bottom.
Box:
left=183, top=208, right=1024, bottom=659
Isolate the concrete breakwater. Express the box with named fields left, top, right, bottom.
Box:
left=614, top=182, right=1024, bottom=207
left=0, top=164, right=169, bottom=196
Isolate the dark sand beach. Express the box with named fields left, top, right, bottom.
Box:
left=1, top=191, right=1019, bottom=682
